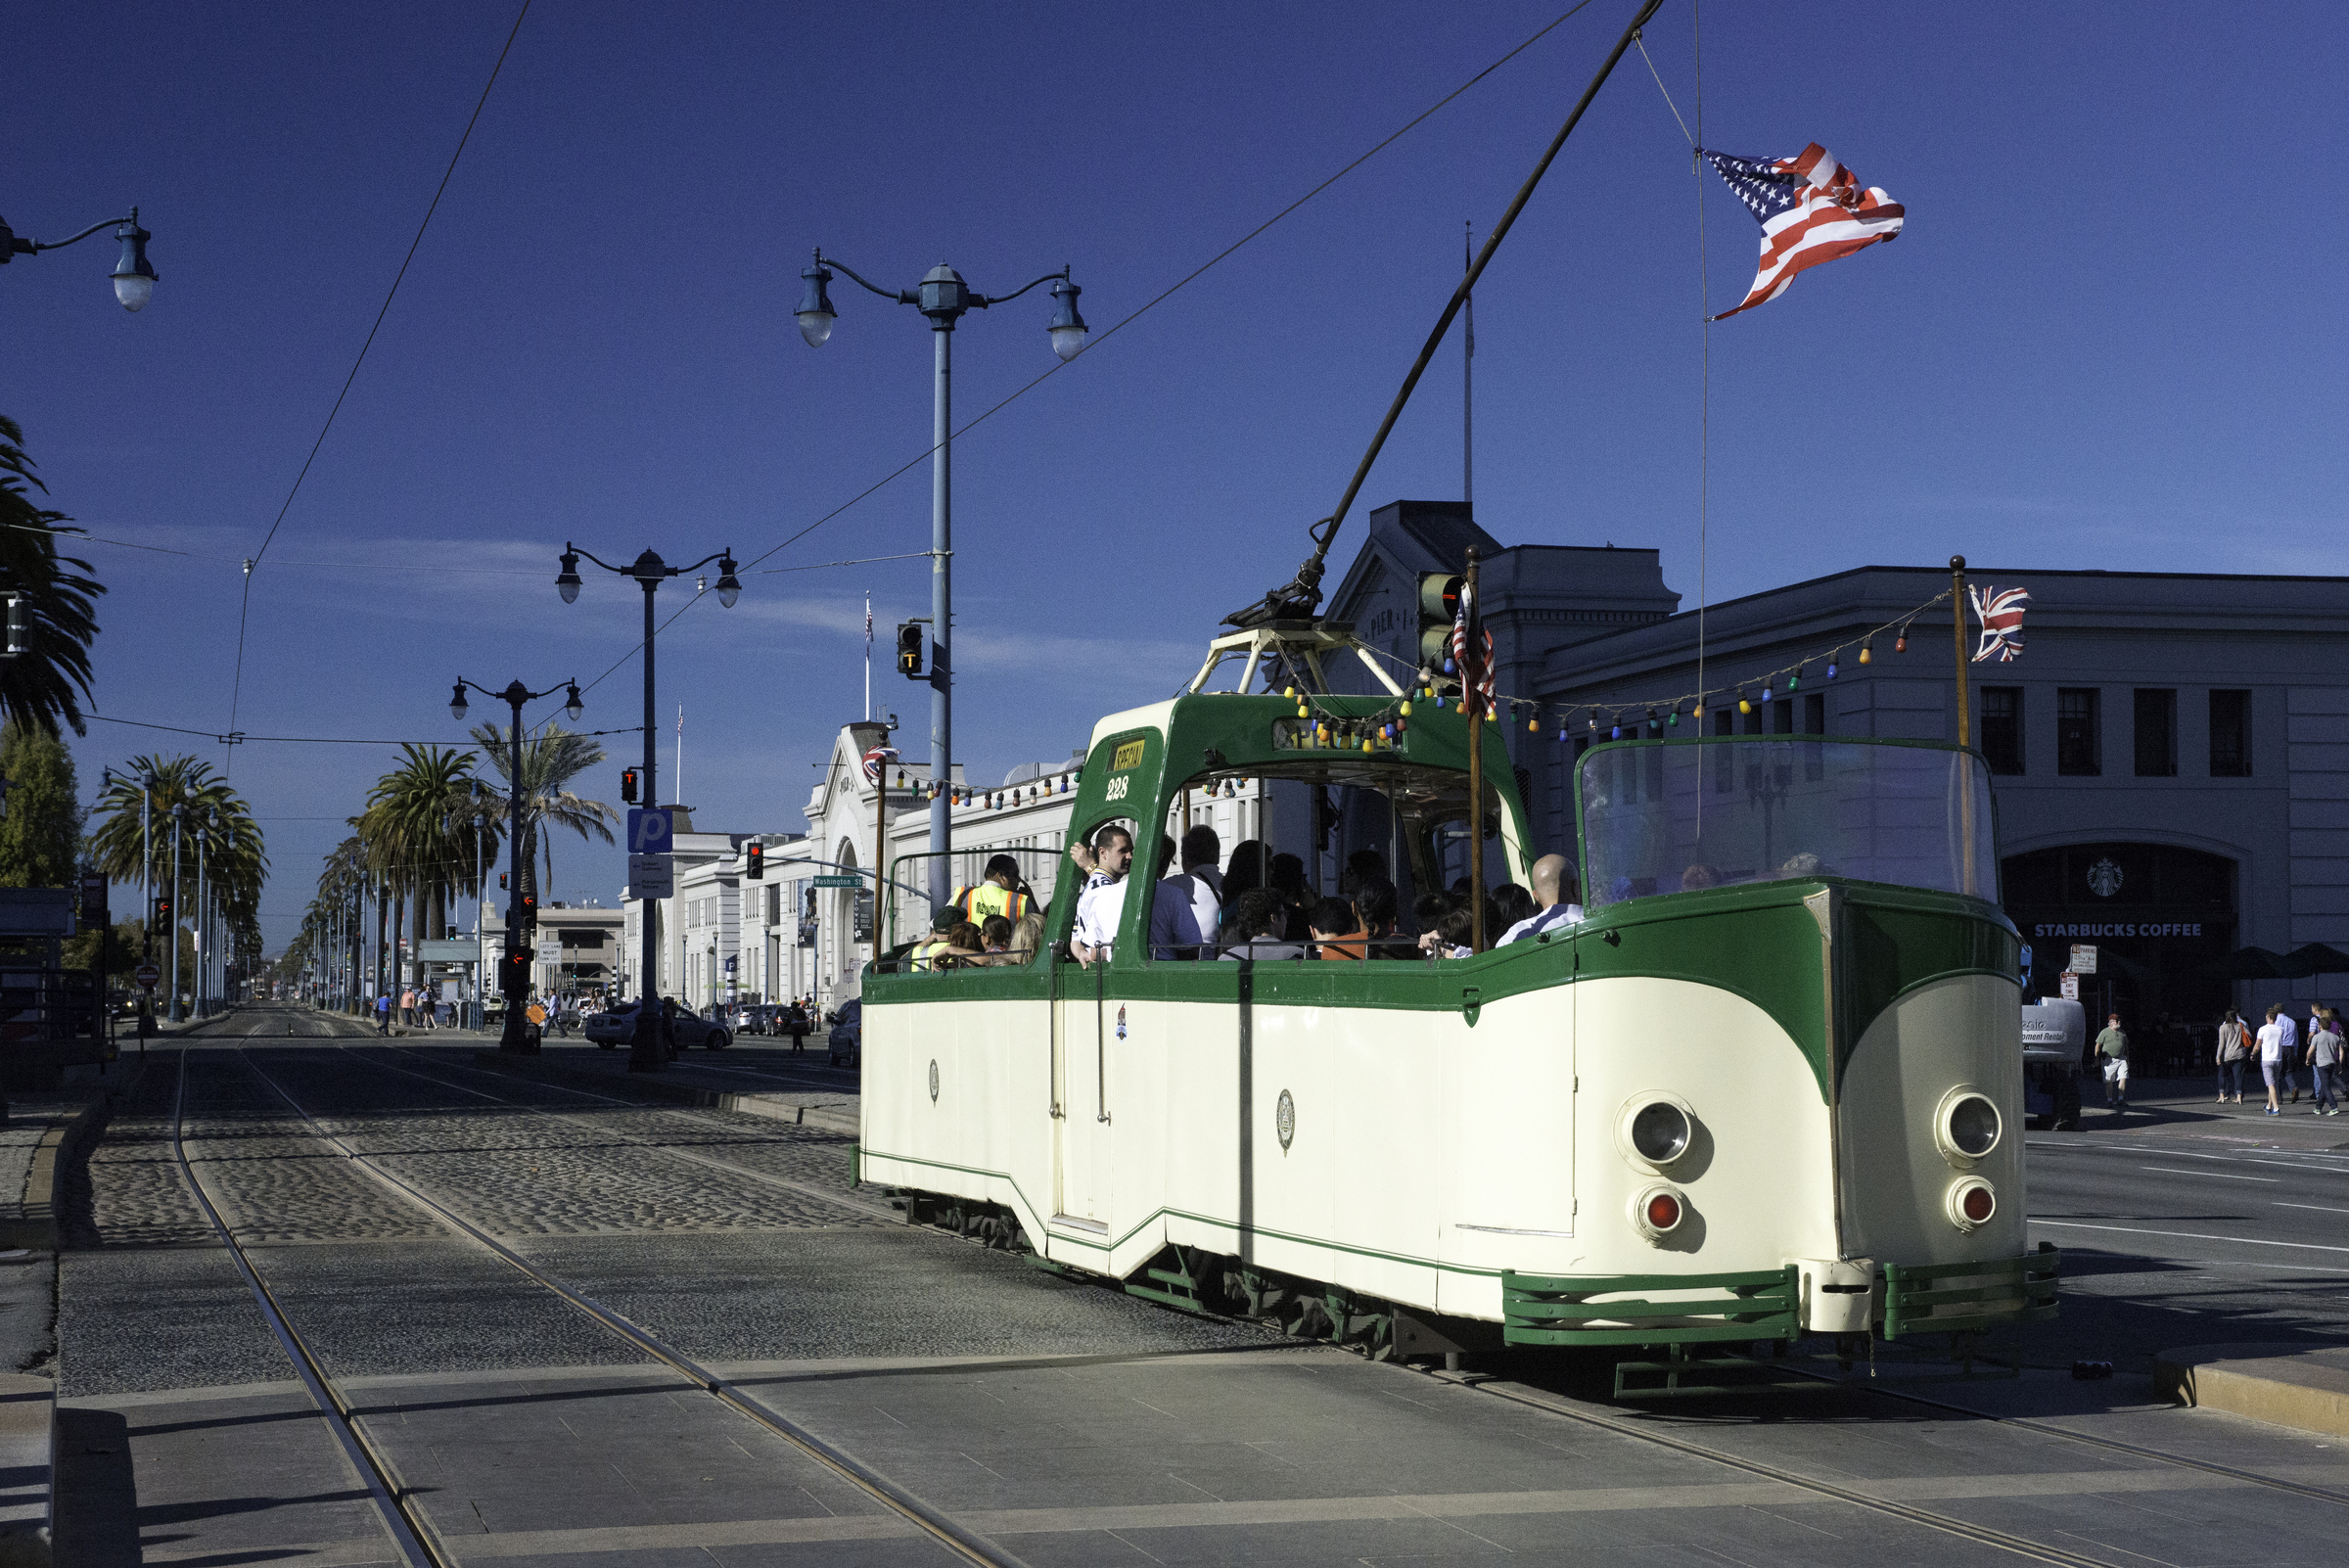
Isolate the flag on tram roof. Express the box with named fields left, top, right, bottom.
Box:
left=1969, top=584, right=2029, bottom=663
left=1451, top=577, right=1495, bottom=717
left=1703, top=143, right=1904, bottom=320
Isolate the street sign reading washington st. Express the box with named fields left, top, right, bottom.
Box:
left=812, top=875, right=862, bottom=889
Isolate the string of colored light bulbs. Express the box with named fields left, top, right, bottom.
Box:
left=1295, top=587, right=1956, bottom=742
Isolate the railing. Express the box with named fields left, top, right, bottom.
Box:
left=1501, top=1266, right=1803, bottom=1347
left=1883, top=1244, right=2059, bottom=1341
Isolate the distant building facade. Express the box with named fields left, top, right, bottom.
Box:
left=1325, top=503, right=2349, bottom=1027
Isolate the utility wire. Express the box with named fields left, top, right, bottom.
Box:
left=88, top=713, right=641, bottom=747
left=223, top=0, right=533, bottom=752
left=573, top=3, right=1608, bottom=704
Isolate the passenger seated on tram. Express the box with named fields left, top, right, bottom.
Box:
left=1681, top=862, right=1724, bottom=891
left=1779, top=852, right=1827, bottom=878
left=979, top=915, right=1014, bottom=959
left=1354, top=876, right=1413, bottom=959
left=1268, top=853, right=1310, bottom=939
left=1218, top=889, right=1306, bottom=961
left=1162, top=831, right=1222, bottom=956
left=1311, top=897, right=1365, bottom=960
left=1147, top=832, right=1215, bottom=960
left=934, top=921, right=986, bottom=970
left=1491, top=882, right=1537, bottom=932
left=1498, top=854, right=1585, bottom=945
left=1007, top=909, right=1045, bottom=963
left=908, top=907, right=962, bottom=972
left=1071, top=825, right=1134, bottom=966
left=1340, top=849, right=1388, bottom=896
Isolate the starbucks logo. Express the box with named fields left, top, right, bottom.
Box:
left=1276, top=1088, right=1296, bottom=1151
left=2086, top=857, right=2124, bottom=899
left=928, top=1059, right=940, bottom=1102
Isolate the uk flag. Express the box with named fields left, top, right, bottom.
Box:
left=1969, top=585, right=2029, bottom=663
left=1704, top=143, right=1904, bottom=320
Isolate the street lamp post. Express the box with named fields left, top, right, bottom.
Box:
left=0, top=207, right=159, bottom=310
left=796, top=249, right=1087, bottom=909
left=449, top=676, right=583, bottom=1055
left=167, top=802, right=184, bottom=1022
left=555, top=542, right=741, bottom=1072
left=194, top=826, right=207, bottom=1019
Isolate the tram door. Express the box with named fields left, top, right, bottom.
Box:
left=1050, top=952, right=1114, bottom=1234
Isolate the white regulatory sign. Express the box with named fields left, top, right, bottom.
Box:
left=2069, top=944, right=2098, bottom=975
left=628, top=853, right=674, bottom=899
left=535, top=939, right=564, bottom=963
left=2059, top=973, right=2081, bottom=1000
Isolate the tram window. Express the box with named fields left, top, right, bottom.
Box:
left=1713, top=709, right=1734, bottom=794
left=1580, top=739, right=1998, bottom=906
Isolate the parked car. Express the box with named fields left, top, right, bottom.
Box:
left=584, top=998, right=732, bottom=1052
left=827, top=998, right=861, bottom=1069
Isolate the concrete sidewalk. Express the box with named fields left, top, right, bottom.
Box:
left=2050, top=1074, right=2349, bottom=1151
left=2155, top=1343, right=2349, bottom=1439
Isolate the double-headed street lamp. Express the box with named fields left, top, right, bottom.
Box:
left=0, top=207, right=158, bottom=310
left=449, top=675, right=583, bottom=1055
left=555, top=543, right=739, bottom=1073
left=796, top=249, right=1087, bottom=908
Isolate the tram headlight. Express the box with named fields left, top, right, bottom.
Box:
left=1633, top=1183, right=1685, bottom=1241
left=1944, top=1176, right=1996, bottom=1233
left=1933, top=1085, right=2004, bottom=1169
left=1616, top=1093, right=1695, bottom=1171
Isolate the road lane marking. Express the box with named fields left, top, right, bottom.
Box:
left=2142, top=1167, right=2278, bottom=1181
left=2030, top=1219, right=2349, bottom=1254
left=2277, top=1203, right=2349, bottom=1216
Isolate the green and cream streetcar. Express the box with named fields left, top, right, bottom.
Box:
left=855, top=682, right=2058, bottom=1375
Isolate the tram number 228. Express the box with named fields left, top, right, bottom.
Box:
left=1105, top=776, right=1130, bottom=802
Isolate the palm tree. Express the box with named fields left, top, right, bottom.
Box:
left=0, top=416, right=107, bottom=737
left=361, top=745, right=496, bottom=991
left=88, top=756, right=267, bottom=985
left=468, top=722, right=617, bottom=912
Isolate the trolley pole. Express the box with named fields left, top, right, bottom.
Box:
left=1463, top=546, right=1487, bottom=953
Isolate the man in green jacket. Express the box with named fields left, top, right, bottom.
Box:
left=2096, top=1013, right=2130, bottom=1110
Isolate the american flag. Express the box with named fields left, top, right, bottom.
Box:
left=1451, top=578, right=1495, bottom=717
left=860, top=744, right=898, bottom=784
left=1969, top=585, right=2029, bottom=663
left=1703, top=143, right=1904, bottom=320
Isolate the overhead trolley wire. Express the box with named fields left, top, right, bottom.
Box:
left=572, top=2, right=1612, bottom=706
left=222, top=0, right=535, bottom=754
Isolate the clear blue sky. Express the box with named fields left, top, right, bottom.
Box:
left=10, top=1, right=2341, bottom=951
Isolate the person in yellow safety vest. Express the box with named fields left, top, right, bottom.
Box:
left=948, top=854, right=1036, bottom=928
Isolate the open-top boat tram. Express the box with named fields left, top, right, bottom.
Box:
left=852, top=678, right=2057, bottom=1389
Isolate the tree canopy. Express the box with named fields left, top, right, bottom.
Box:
left=0, top=416, right=107, bottom=737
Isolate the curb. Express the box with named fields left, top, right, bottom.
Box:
left=0, top=1373, right=51, bottom=1566
left=464, top=1053, right=859, bottom=1135
left=2153, top=1342, right=2349, bottom=1438
left=0, top=1089, right=119, bottom=1254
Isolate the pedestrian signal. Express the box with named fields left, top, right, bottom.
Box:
left=1417, top=573, right=1463, bottom=666
left=745, top=842, right=764, bottom=879
left=622, top=767, right=638, bottom=804
left=897, top=622, right=924, bottom=678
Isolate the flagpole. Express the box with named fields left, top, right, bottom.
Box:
left=1463, top=220, right=1474, bottom=508
left=1464, top=546, right=1486, bottom=952
left=1952, top=554, right=1977, bottom=898
left=864, top=591, right=873, bottom=722
left=675, top=705, right=684, bottom=810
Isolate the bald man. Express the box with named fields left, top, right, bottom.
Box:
left=1497, top=854, right=1585, bottom=945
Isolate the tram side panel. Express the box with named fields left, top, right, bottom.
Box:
left=861, top=992, right=1055, bottom=1242
left=1432, top=969, right=1578, bottom=1321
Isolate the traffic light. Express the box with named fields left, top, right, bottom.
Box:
left=897, top=621, right=924, bottom=678
left=151, top=892, right=173, bottom=928
left=745, top=842, right=764, bottom=879
left=520, top=892, right=536, bottom=929
left=622, top=767, right=638, bottom=804
left=1416, top=573, right=1463, bottom=668
left=498, top=873, right=508, bottom=890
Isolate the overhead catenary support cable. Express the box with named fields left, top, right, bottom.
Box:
left=1221, top=0, right=1668, bottom=631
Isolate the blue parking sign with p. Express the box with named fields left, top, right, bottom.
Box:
left=627, top=808, right=672, bottom=854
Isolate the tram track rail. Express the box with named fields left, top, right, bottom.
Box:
left=341, top=1038, right=2349, bottom=1530
left=166, top=1041, right=1034, bottom=1568
left=160, top=1031, right=2346, bottom=1565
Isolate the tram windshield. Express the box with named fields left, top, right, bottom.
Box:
left=1579, top=739, right=1997, bottom=908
